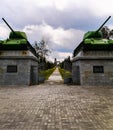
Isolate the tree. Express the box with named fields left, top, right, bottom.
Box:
left=60, top=56, right=72, bottom=72
left=34, top=39, right=51, bottom=70
left=34, top=39, right=50, bottom=59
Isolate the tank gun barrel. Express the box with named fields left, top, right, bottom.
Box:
left=96, top=16, right=111, bottom=32
left=2, top=18, right=37, bottom=56
left=2, top=18, right=15, bottom=33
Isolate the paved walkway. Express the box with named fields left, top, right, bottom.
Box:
left=0, top=68, right=113, bottom=129
left=45, top=67, right=63, bottom=85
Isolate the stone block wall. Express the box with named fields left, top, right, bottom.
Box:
left=72, top=51, right=113, bottom=86
left=72, top=59, right=113, bottom=86
left=0, top=57, right=38, bottom=86
left=82, top=60, right=113, bottom=86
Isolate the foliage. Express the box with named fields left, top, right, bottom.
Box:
left=59, top=56, right=72, bottom=72
left=59, top=61, right=64, bottom=69
left=45, top=61, right=55, bottom=69
left=34, top=39, right=51, bottom=60
left=34, top=39, right=54, bottom=71
left=39, top=67, right=56, bottom=80
left=58, top=67, right=72, bottom=79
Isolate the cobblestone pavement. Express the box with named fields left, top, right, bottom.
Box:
left=0, top=68, right=113, bottom=129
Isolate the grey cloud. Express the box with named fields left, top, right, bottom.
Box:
left=0, top=0, right=109, bottom=31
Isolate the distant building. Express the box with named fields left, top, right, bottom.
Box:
left=0, top=31, right=38, bottom=86
left=54, top=58, right=57, bottom=66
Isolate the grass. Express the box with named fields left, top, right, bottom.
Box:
left=58, top=67, right=72, bottom=79
left=39, top=67, right=56, bottom=80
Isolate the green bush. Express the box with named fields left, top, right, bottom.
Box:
left=39, top=67, right=56, bottom=80
left=58, top=67, right=71, bottom=79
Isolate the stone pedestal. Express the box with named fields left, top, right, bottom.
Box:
left=0, top=51, right=38, bottom=86
left=72, top=51, right=113, bottom=86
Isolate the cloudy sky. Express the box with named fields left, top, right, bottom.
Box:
left=0, top=0, right=113, bottom=61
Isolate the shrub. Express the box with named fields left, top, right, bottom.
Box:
left=58, top=67, right=71, bottom=79
left=58, top=67, right=72, bottom=84
left=39, top=67, right=56, bottom=80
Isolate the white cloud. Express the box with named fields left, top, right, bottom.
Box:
left=23, top=22, right=84, bottom=50
left=1, top=0, right=113, bottom=17
left=0, top=23, right=10, bottom=39
left=64, top=0, right=113, bottom=17
left=88, top=0, right=113, bottom=16
left=109, top=24, right=113, bottom=29
left=23, top=22, right=84, bottom=61
left=47, top=51, right=72, bottom=62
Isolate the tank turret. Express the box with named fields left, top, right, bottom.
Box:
left=9, top=31, right=27, bottom=39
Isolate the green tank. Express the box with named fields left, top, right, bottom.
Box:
left=73, top=16, right=113, bottom=56
left=0, top=18, right=36, bottom=56
left=0, top=31, right=28, bottom=50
